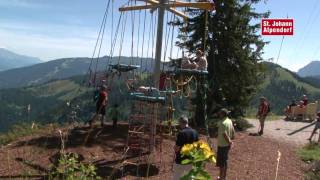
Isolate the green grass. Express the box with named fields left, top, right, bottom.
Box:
left=276, top=67, right=320, bottom=93
left=0, top=122, right=58, bottom=146
left=298, top=143, right=320, bottom=179
left=297, top=143, right=320, bottom=162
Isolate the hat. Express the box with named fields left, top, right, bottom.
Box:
left=196, top=49, right=203, bottom=55
left=179, top=115, right=189, bottom=124
left=219, top=108, right=230, bottom=115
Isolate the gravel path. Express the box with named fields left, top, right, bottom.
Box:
left=247, top=118, right=318, bottom=147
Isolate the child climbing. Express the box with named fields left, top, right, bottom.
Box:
left=180, top=49, right=208, bottom=71
left=110, top=104, right=119, bottom=129
left=194, top=49, right=208, bottom=71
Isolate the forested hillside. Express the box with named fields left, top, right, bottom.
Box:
left=1, top=61, right=320, bottom=132
left=0, top=73, right=185, bottom=133
left=250, top=62, right=320, bottom=114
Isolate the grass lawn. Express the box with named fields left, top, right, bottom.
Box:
left=297, top=143, right=320, bottom=162
left=297, top=143, right=320, bottom=179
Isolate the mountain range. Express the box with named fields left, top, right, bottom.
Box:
left=0, top=48, right=42, bottom=71
left=0, top=56, right=154, bottom=89
left=297, top=60, right=320, bottom=77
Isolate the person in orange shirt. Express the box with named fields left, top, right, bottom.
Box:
left=256, top=97, right=270, bottom=135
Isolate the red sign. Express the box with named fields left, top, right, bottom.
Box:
left=261, top=19, right=294, bottom=35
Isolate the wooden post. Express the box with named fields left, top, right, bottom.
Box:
left=153, top=0, right=167, bottom=89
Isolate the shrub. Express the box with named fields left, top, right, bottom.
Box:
left=49, top=152, right=101, bottom=180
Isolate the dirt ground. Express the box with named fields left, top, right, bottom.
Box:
left=0, top=123, right=306, bottom=179
left=247, top=118, right=318, bottom=146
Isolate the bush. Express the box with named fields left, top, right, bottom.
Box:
left=49, top=152, right=101, bottom=180
left=233, top=118, right=253, bottom=131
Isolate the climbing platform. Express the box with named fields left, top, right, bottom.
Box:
left=129, top=92, right=166, bottom=104
left=109, top=64, right=140, bottom=72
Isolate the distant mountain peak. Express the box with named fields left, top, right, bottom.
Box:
left=0, top=48, right=42, bottom=71
left=297, top=60, right=320, bottom=77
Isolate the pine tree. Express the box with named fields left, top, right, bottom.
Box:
left=177, top=0, right=269, bottom=126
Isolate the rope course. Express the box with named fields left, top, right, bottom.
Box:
left=79, top=0, right=216, bottom=177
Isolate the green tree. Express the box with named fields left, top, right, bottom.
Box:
left=177, top=0, right=269, bottom=126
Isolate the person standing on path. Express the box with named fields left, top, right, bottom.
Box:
left=217, top=108, right=235, bottom=180
left=307, top=112, right=320, bottom=142
left=173, top=116, right=199, bottom=180
left=256, top=96, right=270, bottom=135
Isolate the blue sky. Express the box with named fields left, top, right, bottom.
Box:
left=0, top=0, right=320, bottom=72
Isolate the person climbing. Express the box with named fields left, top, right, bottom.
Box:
left=181, top=55, right=198, bottom=70
left=307, top=111, right=320, bottom=142
left=216, top=108, right=235, bottom=180
left=89, top=85, right=108, bottom=127
left=110, top=104, right=119, bottom=129
left=173, top=115, right=199, bottom=180
left=194, top=49, right=207, bottom=71
left=256, top=96, right=270, bottom=135
left=180, top=50, right=208, bottom=71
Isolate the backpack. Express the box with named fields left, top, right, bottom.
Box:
left=267, top=103, right=271, bottom=113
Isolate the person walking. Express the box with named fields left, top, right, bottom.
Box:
left=256, top=96, right=270, bottom=135
left=307, top=112, right=320, bottom=142
left=217, top=108, right=235, bottom=180
left=173, top=116, right=199, bottom=180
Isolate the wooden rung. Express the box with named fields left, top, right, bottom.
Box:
left=123, top=161, right=139, bottom=165
left=128, top=143, right=142, bottom=147
left=166, top=2, right=215, bottom=11
left=128, top=130, right=144, bottom=134
left=119, top=4, right=157, bottom=11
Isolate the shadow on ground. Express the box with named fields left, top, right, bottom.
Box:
left=13, top=124, right=129, bottom=151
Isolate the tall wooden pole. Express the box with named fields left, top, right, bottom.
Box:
left=153, top=0, right=167, bottom=88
